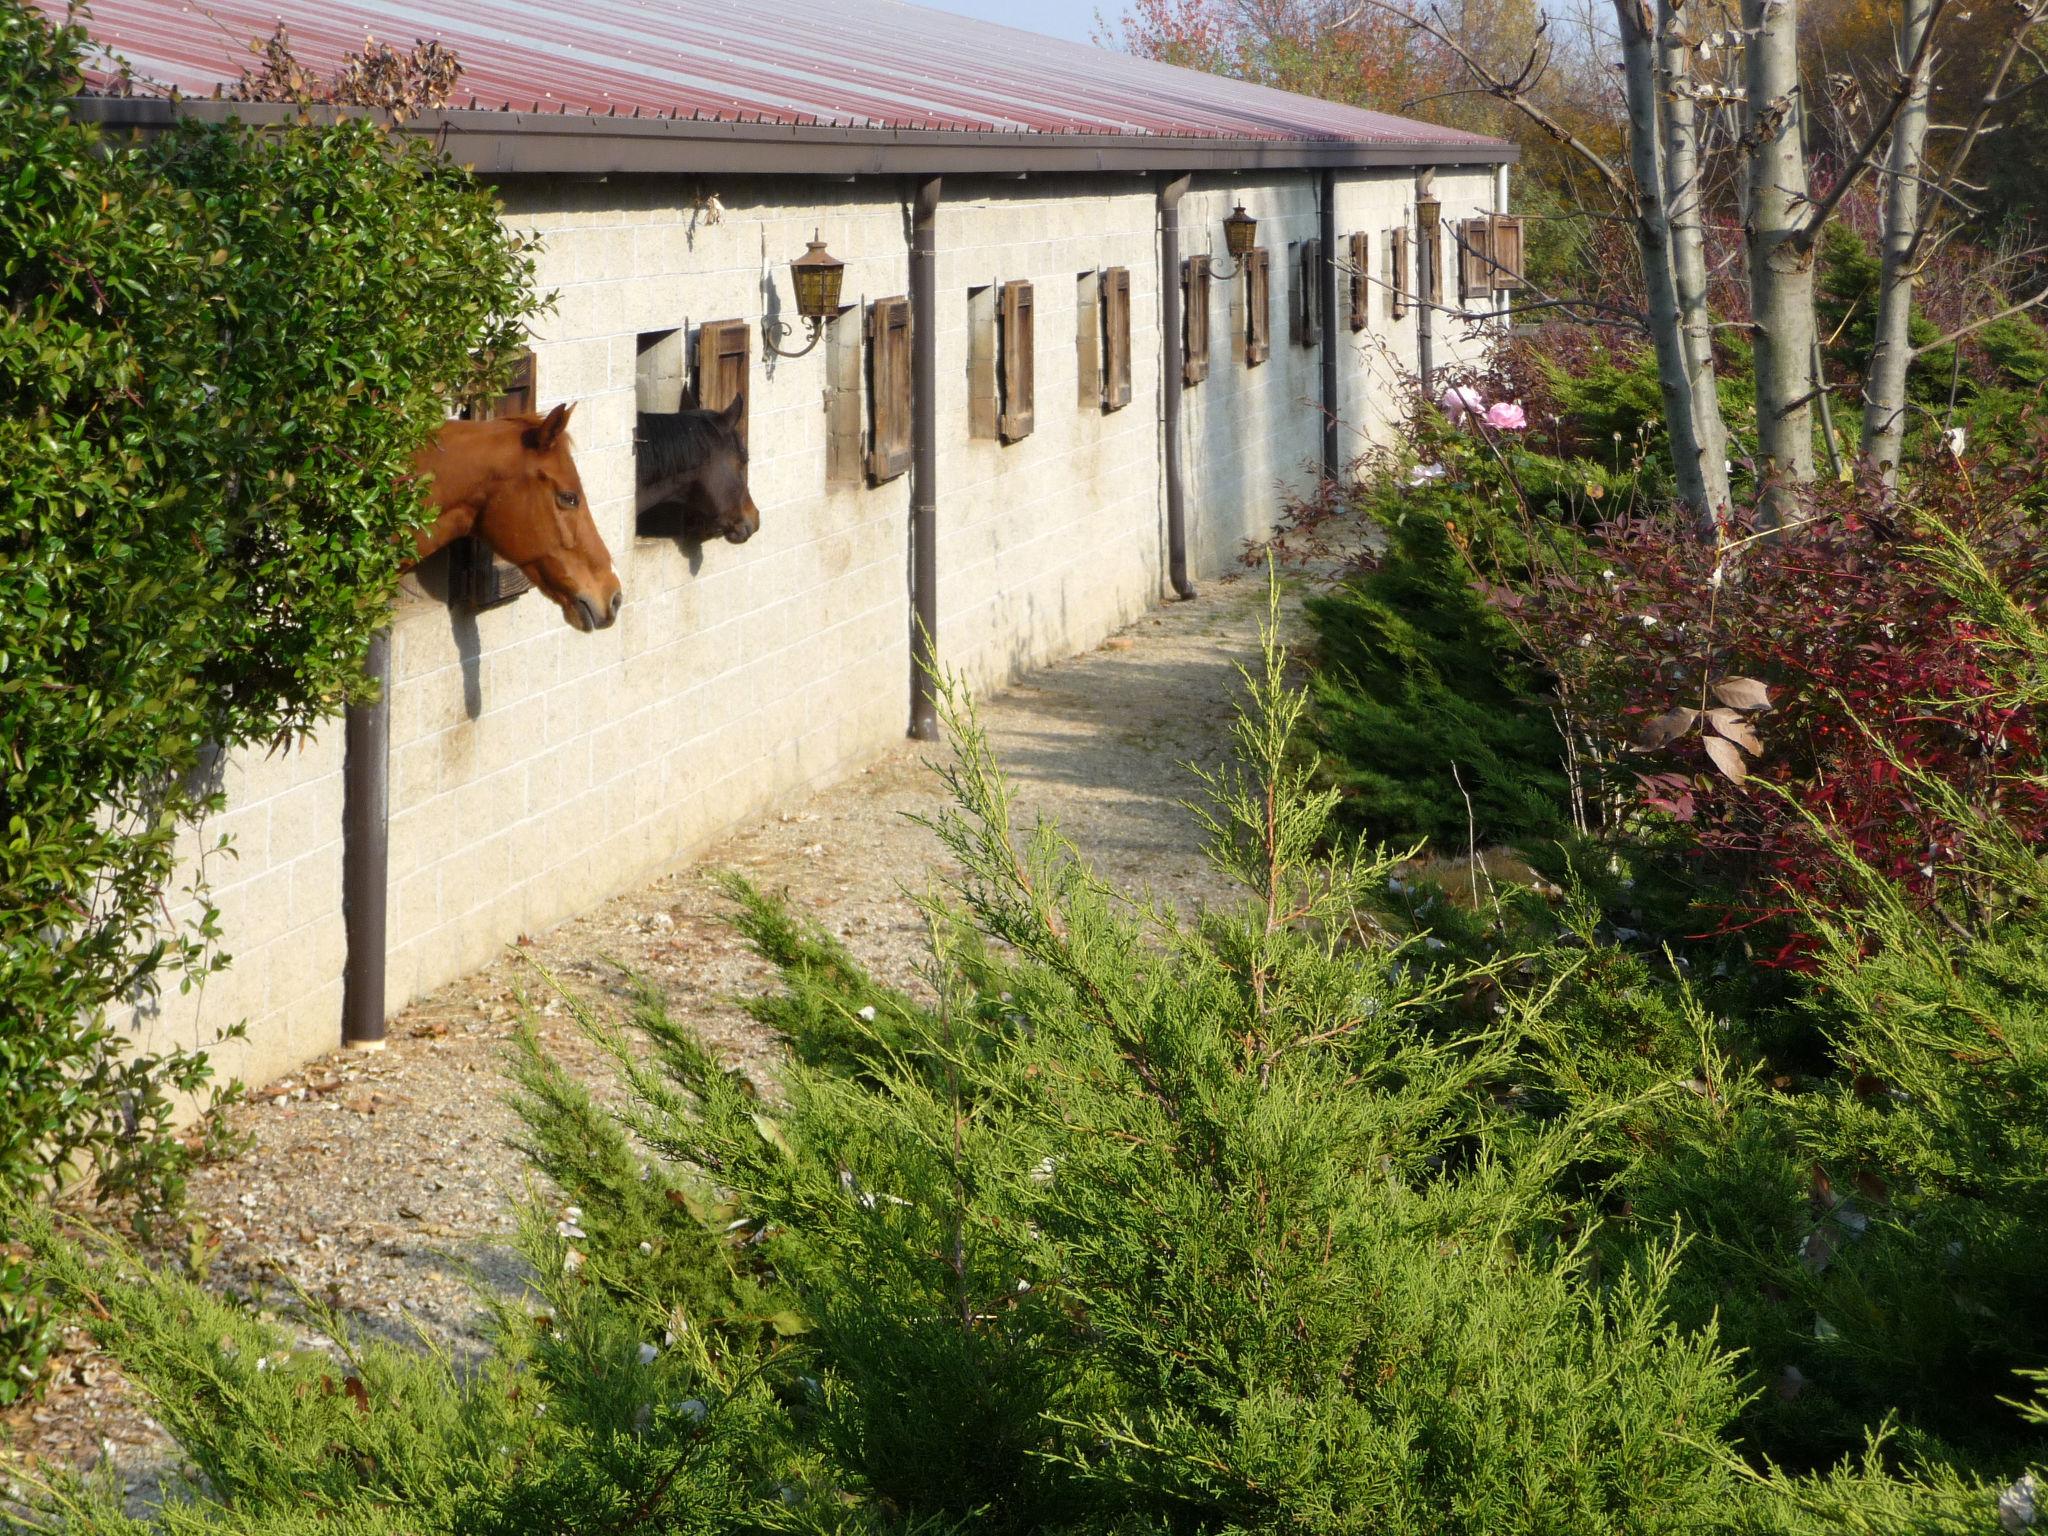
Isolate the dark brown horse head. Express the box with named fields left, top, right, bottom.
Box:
left=635, top=395, right=760, bottom=546
left=414, top=403, right=625, bottom=632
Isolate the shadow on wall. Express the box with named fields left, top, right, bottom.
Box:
left=399, top=548, right=485, bottom=721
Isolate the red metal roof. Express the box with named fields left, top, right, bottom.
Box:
left=45, top=0, right=1500, bottom=148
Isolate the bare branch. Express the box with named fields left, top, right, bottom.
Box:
left=1790, top=0, right=1952, bottom=250
left=1339, top=0, right=1638, bottom=209
left=1901, top=0, right=2048, bottom=269
left=1909, top=283, right=2048, bottom=357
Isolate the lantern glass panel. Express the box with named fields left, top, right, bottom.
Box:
left=791, top=237, right=844, bottom=321
left=1224, top=205, right=1257, bottom=258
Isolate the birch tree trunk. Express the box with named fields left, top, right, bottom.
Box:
left=1615, top=0, right=1717, bottom=525
left=1657, top=0, right=1733, bottom=524
left=1743, top=0, right=1817, bottom=522
left=1861, top=0, right=1936, bottom=485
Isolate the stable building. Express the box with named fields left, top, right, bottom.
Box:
left=53, top=0, right=1519, bottom=1086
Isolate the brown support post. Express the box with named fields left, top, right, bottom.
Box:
left=1158, top=173, right=1197, bottom=600
left=340, top=627, right=391, bottom=1051
left=1318, top=169, right=1340, bottom=481
left=909, top=176, right=943, bottom=740
left=1416, top=175, right=1439, bottom=397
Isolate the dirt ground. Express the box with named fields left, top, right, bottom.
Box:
left=4, top=569, right=1275, bottom=1507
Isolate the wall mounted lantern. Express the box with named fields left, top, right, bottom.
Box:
left=762, top=232, right=846, bottom=358
left=1211, top=204, right=1259, bottom=277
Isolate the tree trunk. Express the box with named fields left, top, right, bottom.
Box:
left=1615, top=0, right=1717, bottom=525
left=1743, top=0, right=1817, bottom=522
left=1658, top=0, right=1733, bottom=525
left=1862, top=0, right=1935, bottom=485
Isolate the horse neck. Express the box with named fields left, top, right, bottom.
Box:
left=411, top=420, right=505, bottom=560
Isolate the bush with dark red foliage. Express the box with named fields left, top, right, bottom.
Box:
left=1517, top=447, right=2048, bottom=955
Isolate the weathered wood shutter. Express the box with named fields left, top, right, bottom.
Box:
left=1101, top=266, right=1132, bottom=411
left=1459, top=217, right=1495, bottom=302
left=999, top=278, right=1035, bottom=442
left=1389, top=228, right=1410, bottom=320
left=451, top=348, right=535, bottom=612
left=1293, top=239, right=1321, bottom=347
left=866, top=295, right=912, bottom=483
left=1348, top=231, right=1370, bottom=332
left=1183, top=255, right=1211, bottom=385
left=1488, top=214, right=1527, bottom=290
left=1245, top=248, right=1271, bottom=366
left=1076, top=272, right=1102, bottom=407
left=695, top=319, right=750, bottom=448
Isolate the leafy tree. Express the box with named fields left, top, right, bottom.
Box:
left=0, top=0, right=534, bottom=1377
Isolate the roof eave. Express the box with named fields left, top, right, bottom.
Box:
left=67, top=96, right=1518, bottom=175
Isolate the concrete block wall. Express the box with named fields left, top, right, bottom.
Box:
left=128, top=162, right=1507, bottom=1096
left=1178, top=168, right=1500, bottom=573
left=933, top=176, right=1168, bottom=696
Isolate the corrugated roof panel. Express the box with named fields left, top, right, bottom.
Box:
left=39, top=0, right=1501, bottom=148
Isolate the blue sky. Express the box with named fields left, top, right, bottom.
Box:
left=914, top=0, right=1134, bottom=46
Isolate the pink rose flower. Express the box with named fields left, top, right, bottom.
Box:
left=1483, top=400, right=1528, bottom=431
left=1436, top=384, right=1485, bottom=425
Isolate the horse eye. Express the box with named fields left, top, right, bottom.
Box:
left=555, top=489, right=579, bottom=509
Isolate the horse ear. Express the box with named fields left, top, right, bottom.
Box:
left=525, top=401, right=573, bottom=451
left=720, top=393, right=744, bottom=430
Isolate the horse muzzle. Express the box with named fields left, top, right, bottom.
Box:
left=571, top=590, right=624, bottom=631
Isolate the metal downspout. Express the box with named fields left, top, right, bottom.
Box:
left=340, top=628, right=391, bottom=1050
left=909, top=176, right=942, bottom=740
left=1158, top=173, right=1197, bottom=600
left=1415, top=173, right=1439, bottom=397
left=1318, top=169, right=1340, bottom=481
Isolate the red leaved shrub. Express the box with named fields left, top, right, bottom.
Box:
left=1517, top=451, right=2048, bottom=956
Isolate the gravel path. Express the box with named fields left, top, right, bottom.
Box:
left=4, top=571, right=1273, bottom=1504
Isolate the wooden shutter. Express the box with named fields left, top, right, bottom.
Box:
left=1459, top=217, right=1494, bottom=302
left=1245, top=248, right=1270, bottom=366
left=694, top=319, right=750, bottom=449
left=451, top=348, right=535, bottom=611
left=1348, top=231, right=1370, bottom=332
left=1419, top=219, right=1442, bottom=308
left=1389, top=228, right=1410, bottom=320
left=1076, top=272, right=1102, bottom=407
left=1488, top=214, right=1527, bottom=290
left=1101, top=266, right=1132, bottom=411
left=1183, top=255, right=1211, bottom=385
left=1294, top=239, right=1321, bottom=347
left=866, top=296, right=912, bottom=484
left=999, top=278, right=1035, bottom=442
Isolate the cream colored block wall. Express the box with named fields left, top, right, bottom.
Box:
left=121, top=163, right=1503, bottom=1096
left=1176, top=176, right=1323, bottom=575
left=1176, top=167, right=1500, bottom=566
left=932, top=176, right=1168, bottom=698
left=127, top=736, right=349, bottom=1092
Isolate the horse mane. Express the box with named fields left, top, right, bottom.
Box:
left=636, top=408, right=745, bottom=485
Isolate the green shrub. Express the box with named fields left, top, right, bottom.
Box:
left=1, top=0, right=536, bottom=1389
left=1306, top=508, right=1570, bottom=850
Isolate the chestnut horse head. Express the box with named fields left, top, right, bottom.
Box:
left=634, top=395, right=759, bottom=545
left=411, top=403, right=624, bottom=632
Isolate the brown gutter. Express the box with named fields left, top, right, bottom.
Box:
left=68, top=98, right=1517, bottom=177
left=1318, top=170, right=1340, bottom=482
left=340, top=628, right=391, bottom=1051
left=1157, top=174, right=1196, bottom=601
left=909, top=176, right=942, bottom=741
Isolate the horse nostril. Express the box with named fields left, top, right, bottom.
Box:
left=608, top=590, right=624, bottom=620
left=573, top=596, right=599, bottom=631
